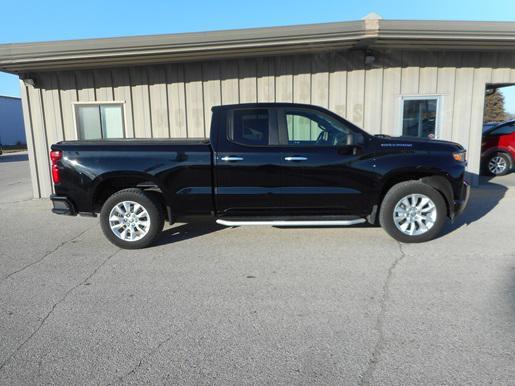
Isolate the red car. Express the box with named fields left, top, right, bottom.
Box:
left=481, top=121, right=515, bottom=176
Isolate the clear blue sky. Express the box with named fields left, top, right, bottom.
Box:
left=1, top=0, right=515, bottom=111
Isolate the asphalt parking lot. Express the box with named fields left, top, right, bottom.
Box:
left=1, top=152, right=514, bottom=385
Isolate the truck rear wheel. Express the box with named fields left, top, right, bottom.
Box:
left=100, top=188, right=164, bottom=249
left=379, top=181, right=447, bottom=243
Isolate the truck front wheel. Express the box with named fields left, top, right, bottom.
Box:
left=100, top=188, right=164, bottom=249
left=379, top=181, right=447, bottom=243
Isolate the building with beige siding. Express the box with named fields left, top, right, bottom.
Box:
left=1, top=14, right=514, bottom=198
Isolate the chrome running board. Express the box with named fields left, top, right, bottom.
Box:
left=216, top=218, right=366, bottom=227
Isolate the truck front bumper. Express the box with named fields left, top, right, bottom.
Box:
left=50, top=195, right=77, bottom=216
left=453, top=181, right=470, bottom=218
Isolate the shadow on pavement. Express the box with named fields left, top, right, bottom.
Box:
left=151, top=178, right=508, bottom=244
left=442, top=179, right=507, bottom=235
left=479, top=170, right=515, bottom=188
left=153, top=220, right=224, bottom=247
left=0, top=153, right=29, bottom=163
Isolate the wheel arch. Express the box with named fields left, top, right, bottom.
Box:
left=371, top=172, right=453, bottom=224
left=91, top=173, right=167, bottom=213
left=419, top=175, right=454, bottom=218
left=482, top=147, right=513, bottom=166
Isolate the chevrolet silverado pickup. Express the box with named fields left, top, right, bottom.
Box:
left=50, top=103, right=469, bottom=249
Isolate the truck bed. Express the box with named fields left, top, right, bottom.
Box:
left=51, top=138, right=214, bottom=216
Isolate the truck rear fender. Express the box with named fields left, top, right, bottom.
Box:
left=91, top=173, right=168, bottom=216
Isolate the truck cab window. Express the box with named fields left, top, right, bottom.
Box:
left=285, top=110, right=354, bottom=146
left=230, top=109, right=269, bottom=146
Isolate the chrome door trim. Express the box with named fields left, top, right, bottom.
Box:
left=221, top=156, right=244, bottom=162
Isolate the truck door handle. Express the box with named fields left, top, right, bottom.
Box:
left=221, top=156, right=244, bottom=162
left=284, top=156, right=308, bottom=162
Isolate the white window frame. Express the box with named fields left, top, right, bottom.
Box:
left=72, top=101, right=127, bottom=140
left=398, top=95, right=443, bottom=139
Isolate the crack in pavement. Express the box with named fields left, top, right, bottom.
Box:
left=359, top=241, right=407, bottom=386
left=0, top=198, right=33, bottom=205
left=1, top=226, right=94, bottom=282
left=114, top=327, right=180, bottom=384
left=6, top=181, right=26, bottom=187
left=0, top=248, right=121, bottom=373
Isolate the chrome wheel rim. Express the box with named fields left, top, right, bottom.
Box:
left=488, top=156, right=507, bottom=175
left=393, top=194, right=437, bottom=236
left=109, top=200, right=150, bottom=241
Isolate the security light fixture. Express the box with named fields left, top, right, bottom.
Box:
left=364, top=52, right=376, bottom=65
left=20, top=74, right=37, bottom=87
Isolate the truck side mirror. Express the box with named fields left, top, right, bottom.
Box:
left=347, top=132, right=364, bottom=146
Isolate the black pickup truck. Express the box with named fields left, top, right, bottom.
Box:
left=50, top=103, right=469, bottom=249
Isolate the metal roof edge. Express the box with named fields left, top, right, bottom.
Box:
left=1, top=18, right=515, bottom=73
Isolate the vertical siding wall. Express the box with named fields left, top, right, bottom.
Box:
left=22, top=50, right=515, bottom=198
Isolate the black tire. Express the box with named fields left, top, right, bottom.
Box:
left=100, top=188, right=164, bottom=249
left=379, top=181, right=447, bottom=243
left=484, top=152, right=512, bottom=176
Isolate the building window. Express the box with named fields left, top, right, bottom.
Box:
left=401, top=97, right=440, bottom=139
left=75, top=103, right=125, bottom=140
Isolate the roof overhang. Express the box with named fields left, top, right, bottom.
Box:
left=1, top=18, right=515, bottom=73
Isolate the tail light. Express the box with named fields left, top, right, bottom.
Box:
left=50, top=150, right=62, bottom=184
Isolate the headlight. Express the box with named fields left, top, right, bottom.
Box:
left=452, top=151, right=466, bottom=162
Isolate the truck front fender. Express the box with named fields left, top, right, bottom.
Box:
left=420, top=175, right=454, bottom=218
